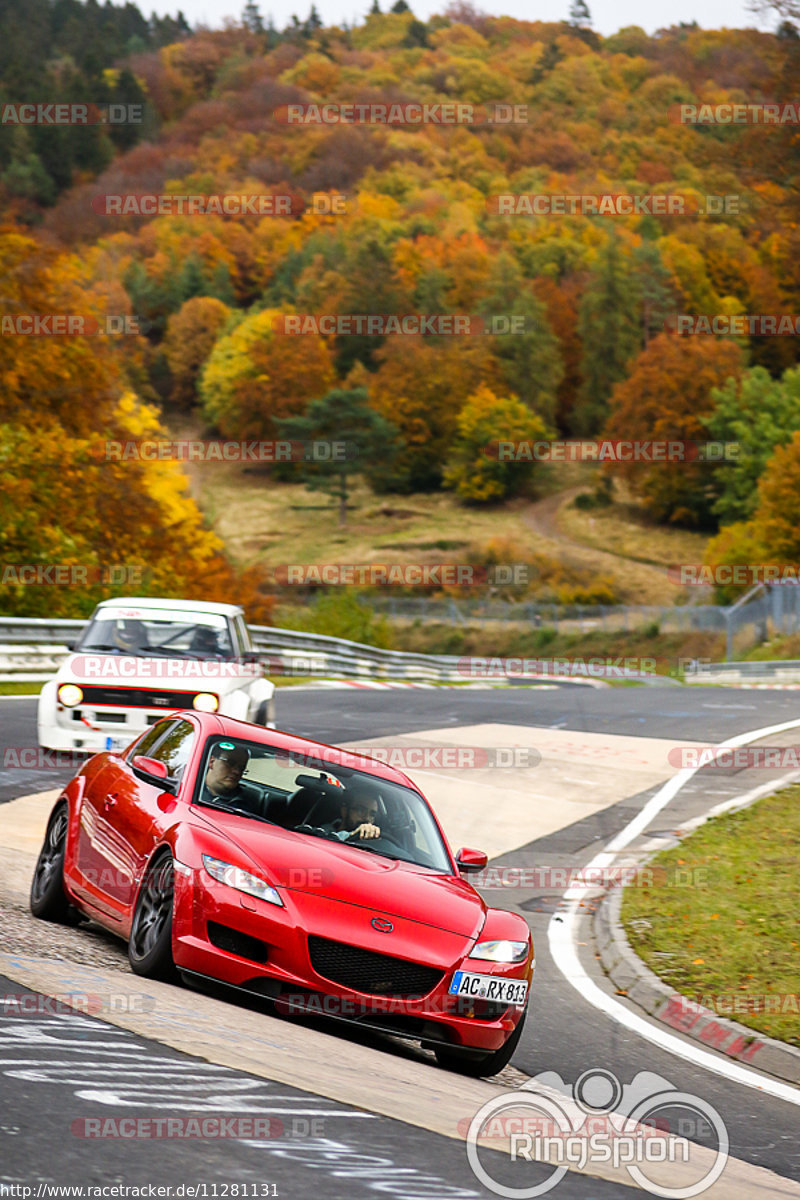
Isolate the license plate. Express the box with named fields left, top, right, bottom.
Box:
left=449, top=971, right=528, bottom=1006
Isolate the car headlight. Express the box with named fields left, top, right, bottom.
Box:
left=471, top=939, right=529, bottom=963
left=202, top=854, right=283, bottom=907
left=193, top=692, right=219, bottom=712
left=58, top=684, right=83, bottom=707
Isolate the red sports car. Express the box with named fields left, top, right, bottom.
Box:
left=30, top=711, right=534, bottom=1075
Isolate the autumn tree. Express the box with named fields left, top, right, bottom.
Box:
left=569, top=0, right=592, bottom=26
left=604, top=334, right=744, bottom=526
left=164, top=297, right=231, bottom=408
left=705, top=366, right=800, bottom=525
left=199, top=308, right=335, bottom=439
left=0, top=226, right=122, bottom=437
left=0, top=394, right=232, bottom=617
left=573, top=235, right=642, bottom=434
left=443, top=386, right=549, bottom=502
left=704, top=432, right=800, bottom=602
left=334, top=231, right=402, bottom=375
left=477, top=254, right=563, bottom=427
left=634, top=241, right=679, bottom=348
left=368, top=335, right=502, bottom=491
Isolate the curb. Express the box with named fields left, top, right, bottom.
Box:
left=595, top=884, right=800, bottom=1086
left=279, top=678, right=587, bottom=689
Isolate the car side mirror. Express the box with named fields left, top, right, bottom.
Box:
left=455, top=847, right=488, bottom=873
left=132, top=755, right=176, bottom=793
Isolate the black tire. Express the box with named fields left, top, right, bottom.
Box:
left=30, top=804, right=76, bottom=923
left=128, top=853, right=176, bottom=979
left=434, top=1009, right=527, bottom=1077
left=255, top=696, right=275, bottom=726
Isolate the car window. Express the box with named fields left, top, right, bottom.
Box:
left=234, top=615, right=252, bottom=654
left=192, top=735, right=453, bottom=872
left=77, top=608, right=235, bottom=660
left=149, top=719, right=195, bottom=777
left=127, top=720, right=174, bottom=761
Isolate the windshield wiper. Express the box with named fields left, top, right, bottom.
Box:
left=77, top=644, right=149, bottom=657
left=193, top=798, right=273, bottom=824
left=345, top=842, right=406, bottom=862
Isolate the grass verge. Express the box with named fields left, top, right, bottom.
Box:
left=560, top=482, right=710, bottom=569
left=621, top=784, right=800, bottom=1046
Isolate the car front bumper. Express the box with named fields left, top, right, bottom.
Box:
left=172, top=861, right=531, bottom=1054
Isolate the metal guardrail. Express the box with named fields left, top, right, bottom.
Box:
left=0, top=618, right=662, bottom=685
left=2, top=616, right=800, bottom=685
left=0, top=619, right=470, bottom=684
left=698, top=660, right=800, bottom=683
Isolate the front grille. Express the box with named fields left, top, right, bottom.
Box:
left=207, top=921, right=269, bottom=963
left=75, top=685, right=201, bottom=710
left=308, top=934, right=444, bottom=997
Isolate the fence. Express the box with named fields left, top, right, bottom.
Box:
left=360, top=587, right=800, bottom=650
left=1, top=586, right=799, bottom=683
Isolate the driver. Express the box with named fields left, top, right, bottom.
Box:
left=200, top=743, right=262, bottom=815
left=113, top=618, right=147, bottom=654
left=322, top=782, right=382, bottom=841
left=190, top=626, right=221, bottom=657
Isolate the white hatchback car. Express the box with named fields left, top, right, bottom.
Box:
left=38, top=597, right=275, bottom=753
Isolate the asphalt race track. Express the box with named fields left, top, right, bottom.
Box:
left=1, top=684, right=799, bottom=1198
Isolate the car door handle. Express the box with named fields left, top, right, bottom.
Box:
left=103, top=794, right=118, bottom=812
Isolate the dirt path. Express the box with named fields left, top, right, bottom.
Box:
left=520, top=488, right=676, bottom=604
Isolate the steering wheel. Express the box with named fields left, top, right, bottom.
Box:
left=295, top=824, right=338, bottom=840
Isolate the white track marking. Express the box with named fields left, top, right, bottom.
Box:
left=548, top=715, right=800, bottom=1105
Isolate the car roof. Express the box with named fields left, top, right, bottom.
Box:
left=196, top=711, right=423, bottom=795
left=95, top=597, right=244, bottom=618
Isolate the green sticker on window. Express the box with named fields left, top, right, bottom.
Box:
left=218, top=741, right=236, bottom=750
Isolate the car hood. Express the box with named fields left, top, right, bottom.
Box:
left=57, top=652, right=258, bottom=695
left=196, top=810, right=486, bottom=940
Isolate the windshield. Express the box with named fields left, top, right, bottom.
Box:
left=192, top=735, right=454, bottom=874
left=78, top=606, right=235, bottom=660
